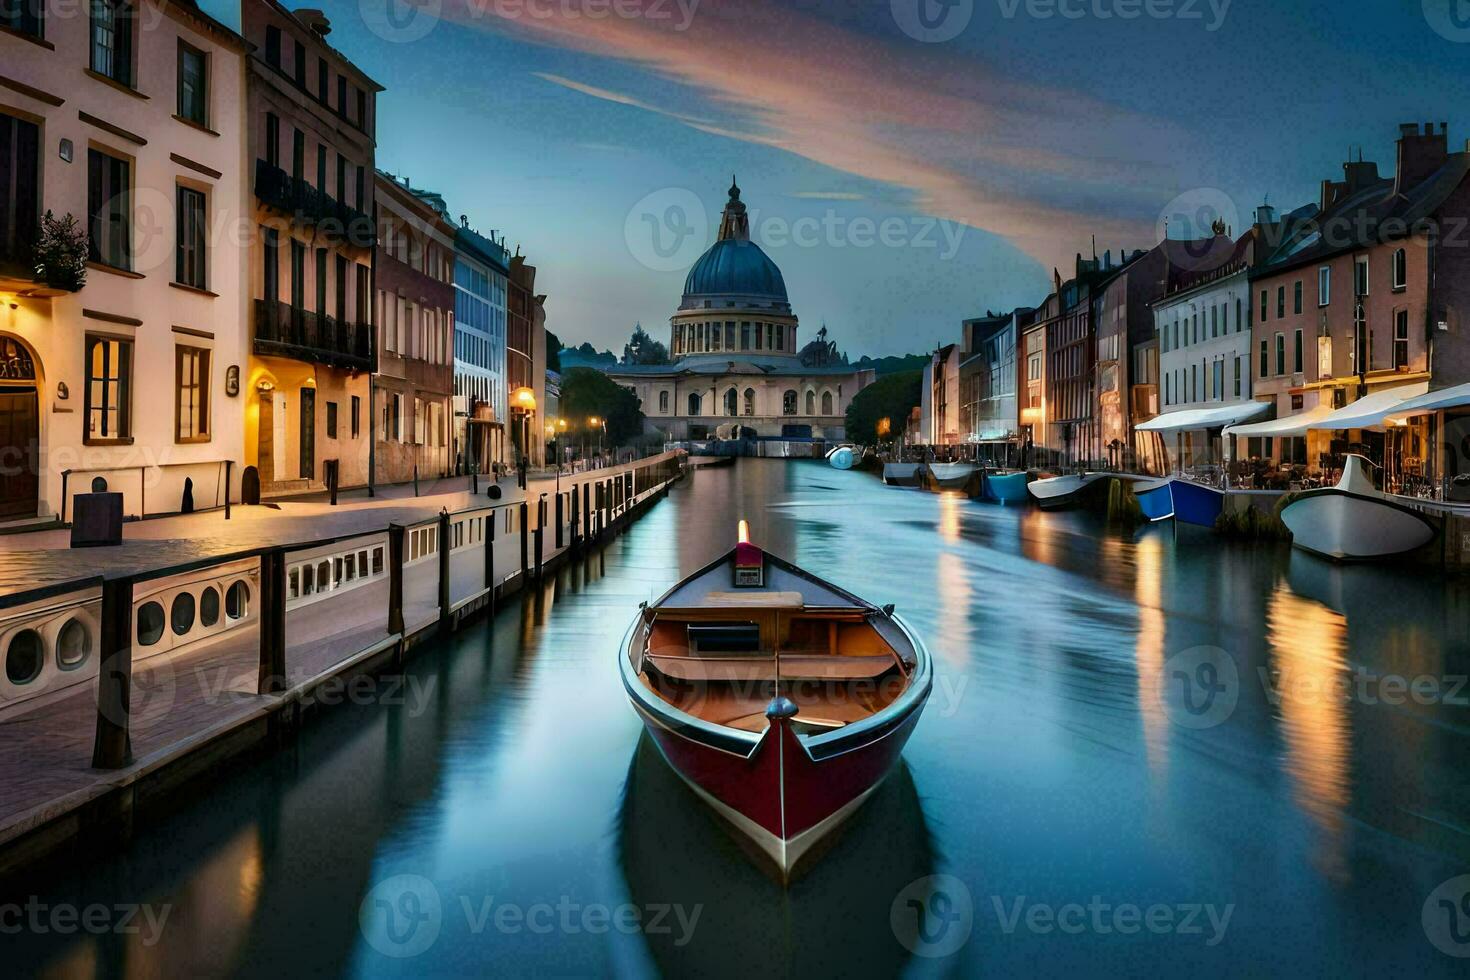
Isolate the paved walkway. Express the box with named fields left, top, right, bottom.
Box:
left=0, top=466, right=627, bottom=600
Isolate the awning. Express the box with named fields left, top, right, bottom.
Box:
left=1226, top=404, right=1332, bottom=438
left=1135, top=400, right=1270, bottom=433
left=1306, top=381, right=1429, bottom=430
left=1386, top=380, right=1470, bottom=419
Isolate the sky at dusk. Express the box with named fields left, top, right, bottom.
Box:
left=205, top=0, right=1470, bottom=357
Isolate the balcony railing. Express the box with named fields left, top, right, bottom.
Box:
left=254, top=160, right=376, bottom=248
left=253, top=299, right=374, bottom=372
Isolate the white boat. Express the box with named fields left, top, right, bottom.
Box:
left=924, top=461, right=976, bottom=490
left=1026, top=473, right=1103, bottom=509
left=826, top=445, right=856, bottom=470
left=882, top=462, right=922, bottom=487
left=1280, top=454, right=1437, bottom=561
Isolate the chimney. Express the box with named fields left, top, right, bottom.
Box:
left=1341, top=158, right=1380, bottom=195
left=1396, top=119, right=1449, bottom=193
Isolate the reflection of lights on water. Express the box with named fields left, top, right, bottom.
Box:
left=1268, top=585, right=1350, bottom=877
left=938, top=491, right=962, bottom=542
left=935, top=550, right=970, bottom=668
left=1133, top=533, right=1169, bottom=776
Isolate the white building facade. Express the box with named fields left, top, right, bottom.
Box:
left=452, top=222, right=510, bottom=471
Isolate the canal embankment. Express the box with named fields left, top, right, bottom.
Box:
left=0, top=451, right=686, bottom=884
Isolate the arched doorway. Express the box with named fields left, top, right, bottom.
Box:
left=0, top=336, right=40, bottom=520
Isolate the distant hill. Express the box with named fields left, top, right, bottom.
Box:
left=852, top=353, right=930, bottom=375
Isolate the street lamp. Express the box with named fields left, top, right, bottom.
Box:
left=511, top=386, right=536, bottom=487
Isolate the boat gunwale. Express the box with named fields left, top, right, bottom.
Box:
left=1282, top=485, right=1439, bottom=560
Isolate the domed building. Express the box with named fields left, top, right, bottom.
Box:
left=608, top=180, right=875, bottom=444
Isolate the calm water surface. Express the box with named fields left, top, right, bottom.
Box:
left=10, top=460, right=1470, bottom=977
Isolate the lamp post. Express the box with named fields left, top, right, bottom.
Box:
left=511, top=386, right=537, bottom=488
left=589, top=416, right=603, bottom=467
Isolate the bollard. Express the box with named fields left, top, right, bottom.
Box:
left=535, top=494, right=546, bottom=580
left=519, top=500, right=529, bottom=579
left=91, top=576, right=134, bottom=769
left=413, top=464, right=420, bottom=497
left=555, top=491, right=565, bottom=550
left=258, top=549, right=287, bottom=694
left=327, top=459, right=339, bottom=506
left=485, top=506, right=497, bottom=613
left=388, top=524, right=406, bottom=638
left=438, top=511, right=452, bottom=628
left=582, top=482, right=592, bottom=542
left=570, top=483, right=581, bottom=551
left=224, top=459, right=233, bottom=520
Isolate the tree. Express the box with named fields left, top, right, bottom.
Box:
left=851, top=352, right=929, bottom=375
left=545, top=329, right=562, bottom=372
left=622, top=323, right=669, bottom=365
left=844, top=370, right=922, bottom=446
left=32, top=211, right=87, bottom=292
left=558, top=367, right=645, bottom=447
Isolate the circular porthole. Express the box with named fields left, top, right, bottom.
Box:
left=137, top=602, right=165, bottom=646
left=56, top=618, right=92, bottom=671
left=171, top=593, right=196, bottom=636
left=226, top=581, right=250, bottom=620
left=200, top=586, right=220, bottom=628
left=5, top=630, right=44, bottom=686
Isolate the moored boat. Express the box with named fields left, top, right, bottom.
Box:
left=924, top=461, right=976, bottom=490
left=982, top=470, right=1030, bottom=504
left=1280, top=454, right=1437, bottom=561
left=826, top=445, right=856, bottom=470
left=881, top=462, right=922, bottom=487
left=620, top=523, right=932, bottom=881
left=1026, top=472, right=1104, bottom=510
left=1168, top=477, right=1225, bottom=527
left=1133, top=477, right=1176, bottom=522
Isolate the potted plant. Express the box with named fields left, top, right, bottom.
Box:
left=32, top=211, right=88, bottom=293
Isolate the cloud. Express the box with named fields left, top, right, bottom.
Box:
left=788, top=191, right=867, bottom=201
left=441, top=0, right=1179, bottom=270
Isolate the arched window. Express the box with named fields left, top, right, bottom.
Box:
left=782, top=390, right=797, bottom=415
left=804, top=390, right=816, bottom=415
left=724, top=387, right=738, bottom=416
left=743, top=388, right=755, bottom=416
left=658, top=390, right=669, bottom=413
left=687, top=392, right=702, bottom=416
left=1393, top=247, right=1407, bottom=289
left=821, top=391, right=834, bottom=415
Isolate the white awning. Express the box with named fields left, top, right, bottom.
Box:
left=1225, top=403, right=1333, bottom=438
left=1306, top=382, right=1429, bottom=430
left=1386, top=381, right=1470, bottom=419
left=1136, top=400, right=1270, bottom=433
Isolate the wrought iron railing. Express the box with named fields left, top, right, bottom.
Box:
left=253, top=299, right=374, bottom=371
left=253, top=159, right=376, bottom=248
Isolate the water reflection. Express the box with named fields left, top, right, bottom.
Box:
left=617, top=734, right=932, bottom=978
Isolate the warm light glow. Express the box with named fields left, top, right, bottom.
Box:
left=737, top=519, right=750, bottom=544
left=588, top=415, right=601, bottom=426
left=876, top=417, right=892, bottom=437
left=512, top=386, right=537, bottom=411
left=557, top=418, right=568, bottom=430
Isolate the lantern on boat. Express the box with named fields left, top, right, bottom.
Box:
left=733, top=520, right=765, bottom=587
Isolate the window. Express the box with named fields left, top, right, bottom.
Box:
left=318, top=58, right=328, bottom=102
left=724, top=387, right=738, bottom=416
left=804, top=390, right=815, bottom=415
left=337, top=75, right=347, bottom=116
left=316, top=144, right=326, bottom=192
left=264, top=113, right=279, bottom=168
left=1293, top=281, right=1302, bottom=315
left=1, top=0, right=44, bottom=39
left=821, top=391, right=834, bottom=415
left=0, top=112, right=40, bottom=264
left=335, top=254, right=348, bottom=322
left=1294, top=330, right=1303, bottom=374
left=1212, top=360, right=1223, bottom=401
left=326, top=400, right=338, bottom=439
left=782, top=389, right=797, bottom=415
left=1395, top=309, right=1410, bottom=368
left=1318, top=335, right=1332, bottom=377
left=87, top=148, right=130, bottom=269
left=1259, top=339, right=1268, bottom=378
left=336, top=155, right=346, bottom=203
left=227, top=581, right=249, bottom=619
left=351, top=395, right=361, bottom=438
left=315, top=248, right=327, bottom=315
left=171, top=593, right=195, bottom=636
left=175, top=345, right=210, bottom=441
left=356, top=88, right=367, bottom=128
left=293, top=39, right=306, bottom=87
left=1260, top=289, right=1268, bottom=322
left=1275, top=333, right=1286, bottom=375
left=291, top=240, right=305, bottom=308
left=743, top=388, right=754, bottom=416
left=86, top=335, right=132, bottom=442
left=176, top=186, right=206, bottom=288
left=177, top=42, right=208, bottom=126
left=1354, top=256, right=1369, bottom=296
left=262, top=226, right=279, bottom=302
left=1235, top=298, right=1243, bottom=332
left=687, top=392, right=701, bottom=415
left=1319, top=266, right=1331, bottom=306
left=292, top=129, right=304, bottom=180
left=1393, top=248, right=1407, bottom=290
left=91, top=0, right=133, bottom=85
left=1233, top=356, right=1241, bottom=398
left=658, top=390, right=669, bottom=413
left=265, top=24, right=281, bottom=67
left=137, top=603, right=164, bottom=646
left=1276, top=286, right=1285, bottom=319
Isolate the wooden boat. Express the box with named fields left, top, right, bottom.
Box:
left=881, top=462, right=922, bottom=487
left=1280, top=454, right=1437, bottom=561
left=981, top=470, right=1030, bottom=504
left=924, top=461, right=976, bottom=490
left=1168, top=477, right=1225, bottom=527
left=1025, top=472, right=1107, bottom=509
left=826, top=445, right=856, bottom=470
left=620, top=523, right=932, bottom=882
left=1132, top=477, right=1176, bottom=522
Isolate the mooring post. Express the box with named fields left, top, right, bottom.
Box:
left=224, top=459, right=233, bottom=520
left=413, top=464, right=420, bottom=497
left=438, top=511, right=452, bottom=628
left=555, top=491, right=565, bottom=550
left=535, top=494, right=546, bottom=580
left=485, top=507, right=497, bottom=614
left=257, top=548, right=288, bottom=695
left=519, top=500, right=529, bottom=579
left=327, top=459, right=339, bottom=507
left=388, top=524, right=406, bottom=638
left=570, top=483, right=580, bottom=551
left=91, top=576, right=134, bottom=770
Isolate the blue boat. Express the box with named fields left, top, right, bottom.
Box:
left=826, top=446, right=856, bottom=470
left=1169, top=478, right=1225, bottom=528
left=983, top=471, right=1030, bottom=504
left=1133, top=478, right=1175, bottom=522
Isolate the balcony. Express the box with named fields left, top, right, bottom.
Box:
left=254, top=160, right=376, bottom=248
left=253, top=299, right=374, bottom=372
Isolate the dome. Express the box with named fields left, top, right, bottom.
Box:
left=681, top=238, right=788, bottom=304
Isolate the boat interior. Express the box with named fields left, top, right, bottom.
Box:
left=635, top=594, right=914, bottom=736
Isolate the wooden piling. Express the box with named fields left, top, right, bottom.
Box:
left=257, top=549, right=288, bottom=695
left=91, top=576, right=134, bottom=770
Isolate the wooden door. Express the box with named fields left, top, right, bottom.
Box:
left=0, top=387, right=39, bottom=519
left=299, top=387, right=315, bottom=481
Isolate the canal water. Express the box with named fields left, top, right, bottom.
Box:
left=9, top=460, right=1470, bottom=977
